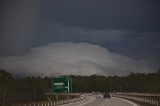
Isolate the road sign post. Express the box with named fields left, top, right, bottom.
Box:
left=52, top=77, right=72, bottom=93
left=55, top=94, right=58, bottom=106
left=52, top=77, right=72, bottom=105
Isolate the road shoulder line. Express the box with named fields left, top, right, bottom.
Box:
left=77, top=96, right=96, bottom=106
left=114, top=97, right=138, bottom=106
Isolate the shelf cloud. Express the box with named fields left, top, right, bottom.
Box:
left=0, top=42, right=156, bottom=77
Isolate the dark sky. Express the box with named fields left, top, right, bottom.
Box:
left=0, top=0, right=160, bottom=76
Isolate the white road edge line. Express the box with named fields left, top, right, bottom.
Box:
left=61, top=96, right=95, bottom=106
left=77, top=97, right=96, bottom=106
left=114, top=97, right=138, bottom=106
left=61, top=97, right=85, bottom=106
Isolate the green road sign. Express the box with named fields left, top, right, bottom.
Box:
left=52, top=77, right=72, bottom=93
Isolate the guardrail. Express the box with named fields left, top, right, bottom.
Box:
left=11, top=94, right=85, bottom=106
left=112, top=92, right=160, bottom=106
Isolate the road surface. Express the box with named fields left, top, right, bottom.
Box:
left=61, top=95, right=139, bottom=106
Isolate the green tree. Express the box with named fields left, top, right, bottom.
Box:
left=0, top=69, right=13, bottom=106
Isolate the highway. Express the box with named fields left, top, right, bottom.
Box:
left=61, top=95, right=139, bottom=106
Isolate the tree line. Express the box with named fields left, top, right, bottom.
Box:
left=0, top=69, right=160, bottom=105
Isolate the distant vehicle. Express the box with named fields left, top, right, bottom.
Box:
left=103, top=92, right=110, bottom=99
left=95, top=92, right=103, bottom=98
left=89, top=93, right=92, bottom=96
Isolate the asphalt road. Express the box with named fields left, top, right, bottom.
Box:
left=61, top=95, right=139, bottom=106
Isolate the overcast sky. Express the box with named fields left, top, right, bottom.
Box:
left=0, top=0, right=160, bottom=76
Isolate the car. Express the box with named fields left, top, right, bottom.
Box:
left=95, top=92, right=103, bottom=98
left=89, top=93, right=93, bottom=96
left=103, top=92, right=110, bottom=99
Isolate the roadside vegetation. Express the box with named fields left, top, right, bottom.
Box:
left=0, top=69, right=160, bottom=105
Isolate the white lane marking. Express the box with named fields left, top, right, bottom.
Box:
left=114, top=97, right=138, bottom=106
left=61, top=97, right=85, bottom=106
left=77, top=96, right=96, bottom=106
left=61, top=96, right=95, bottom=106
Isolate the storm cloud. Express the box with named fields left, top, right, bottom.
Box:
left=0, top=43, right=157, bottom=77
left=0, top=0, right=160, bottom=76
